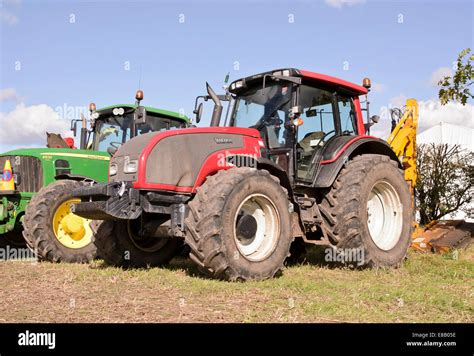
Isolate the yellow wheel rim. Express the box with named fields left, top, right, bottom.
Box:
left=52, top=198, right=92, bottom=249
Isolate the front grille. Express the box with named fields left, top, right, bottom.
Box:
left=0, top=155, right=43, bottom=193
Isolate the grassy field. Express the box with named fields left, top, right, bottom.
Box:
left=0, top=246, right=472, bottom=323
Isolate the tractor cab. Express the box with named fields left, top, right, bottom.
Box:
left=87, top=104, right=188, bottom=155
left=224, top=68, right=385, bottom=186
left=72, top=91, right=189, bottom=156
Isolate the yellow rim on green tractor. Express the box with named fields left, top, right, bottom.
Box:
left=52, top=198, right=92, bottom=249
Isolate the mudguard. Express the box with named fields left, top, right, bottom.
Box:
left=314, top=136, right=401, bottom=188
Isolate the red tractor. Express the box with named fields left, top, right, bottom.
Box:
left=73, top=68, right=413, bottom=281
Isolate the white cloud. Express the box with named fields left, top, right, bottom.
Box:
left=390, top=94, right=408, bottom=108
left=325, top=0, right=366, bottom=9
left=0, top=88, right=19, bottom=102
left=418, top=100, right=474, bottom=133
left=372, top=97, right=474, bottom=140
left=0, top=103, right=71, bottom=147
left=0, top=0, right=21, bottom=25
left=0, top=9, right=18, bottom=25
left=430, top=67, right=453, bottom=86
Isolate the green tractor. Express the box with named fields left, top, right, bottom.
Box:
left=0, top=90, right=189, bottom=263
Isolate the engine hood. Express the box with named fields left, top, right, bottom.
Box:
left=110, top=127, right=262, bottom=191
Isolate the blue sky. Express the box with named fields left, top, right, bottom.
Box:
left=0, top=0, right=472, bottom=150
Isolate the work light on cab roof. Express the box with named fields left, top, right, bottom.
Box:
left=362, top=77, right=371, bottom=90
left=135, top=89, right=144, bottom=106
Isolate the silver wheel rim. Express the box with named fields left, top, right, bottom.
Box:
left=233, top=194, right=280, bottom=262
left=366, top=181, right=403, bottom=251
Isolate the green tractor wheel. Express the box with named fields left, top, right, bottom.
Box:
left=22, top=180, right=99, bottom=263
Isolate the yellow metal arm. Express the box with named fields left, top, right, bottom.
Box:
left=387, top=99, right=419, bottom=193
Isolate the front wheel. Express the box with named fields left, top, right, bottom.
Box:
left=319, top=154, right=413, bottom=267
left=93, top=219, right=182, bottom=268
left=185, top=168, right=293, bottom=281
left=22, top=180, right=99, bottom=263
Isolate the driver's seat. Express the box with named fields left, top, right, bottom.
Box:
left=298, top=131, right=325, bottom=152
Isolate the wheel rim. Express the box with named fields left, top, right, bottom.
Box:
left=52, top=198, right=93, bottom=249
left=127, top=221, right=168, bottom=253
left=366, top=181, right=403, bottom=251
left=233, top=194, right=280, bottom=262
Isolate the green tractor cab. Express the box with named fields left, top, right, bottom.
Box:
left=0, top=91, right=189, bottom=263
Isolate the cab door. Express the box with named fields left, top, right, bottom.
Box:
left=295, top=85, right=358, bottom=182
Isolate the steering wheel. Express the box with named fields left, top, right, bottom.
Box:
left=109, top=141, right=122, bottom=150
left=318, top=130, right=336, bottom=144
left=107, top=141, right=122, bottom=156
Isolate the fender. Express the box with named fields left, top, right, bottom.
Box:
left=314, top=136, right=401, bottom=188
left=256, top=158, right=293, bottom=196
left=191, top=137, right=262, bottom=192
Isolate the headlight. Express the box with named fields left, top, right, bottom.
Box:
left=123, top=156, right=138, bottom=174
left=109, top=163, right=118, bottom=176
left=230, top=80, right=244, bottom=91
left=112, top=107, right=125, bottom=116
left=273, top=69, right=290, bottom=77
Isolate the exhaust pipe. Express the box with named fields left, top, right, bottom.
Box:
left=207, top=82, right=222, bottom=127
left=80, top=113, right=88, bottom=149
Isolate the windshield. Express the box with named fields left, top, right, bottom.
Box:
left=89, top=113, right=185, bottom=153
left=93, top=114, right=133, bottom=153
left=231, top=83, right=292, bottom=148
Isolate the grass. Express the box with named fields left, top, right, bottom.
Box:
left=0, top=246, right=472, bottom=323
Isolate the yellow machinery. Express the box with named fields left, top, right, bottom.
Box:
left=387, top=98, right=418, bottom=194
left=387, top=99, right=472, bottom=252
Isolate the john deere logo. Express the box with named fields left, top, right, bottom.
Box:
left=2, top=169, right=12, bottom=181
left=214, top=137, right=233, bottom=144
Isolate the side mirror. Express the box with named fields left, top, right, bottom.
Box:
left=134, top=106, right=146, bottom=124
left=370, top=115, right=380, bottom=123
left=194, top=102, right=203, bottom=124
left=70, top=120, right=77, bottom=137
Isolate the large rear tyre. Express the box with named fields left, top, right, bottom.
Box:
left=23, top=180, right=99, bottom=263
left=185, top=168, right=293, bottom=281
left=319, top=154, right=413, bottom=267
left=93, top=219, right=182, bottom=268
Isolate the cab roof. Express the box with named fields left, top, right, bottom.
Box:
left=97, top=104, right=190, bottom=123
left=229, top=68, right=368, bottom=96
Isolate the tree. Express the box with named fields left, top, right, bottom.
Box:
left=415, top=143, right=473, bottom=225
left=438, top=48, right=474, bottom=105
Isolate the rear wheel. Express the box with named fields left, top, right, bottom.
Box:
left=185, top=168, right=293, bottom=281
left=319, top=154, right=413, bottom=267
left=23, top=180, right=99, bottom=263
left=93, top=219, right=182, bottom=268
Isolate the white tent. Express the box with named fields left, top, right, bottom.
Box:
left=417, top=122, right=473, bottom=222
left=417, top=122, right=473, bottom=151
